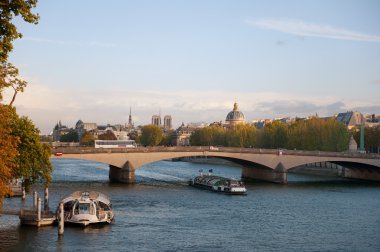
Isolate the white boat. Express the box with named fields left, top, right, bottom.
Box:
left=58, top=191, right=114, bottom=227
left=189, top=173, right=247, bottom=195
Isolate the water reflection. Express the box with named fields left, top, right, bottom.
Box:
left=0, top=159, right=379, bottom=251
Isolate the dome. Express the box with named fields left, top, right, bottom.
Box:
left=226, top=102, right=245, bottom=123
left=75, top=120, right=84, bottom=129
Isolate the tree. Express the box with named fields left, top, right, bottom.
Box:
left=1, top=0, right=39, bottom=102
left=286, top=117, right=349, bottom=151
left=128, top=130, right=140, bottom=144
left=0, top=0, right=40, bottom=203
left=9, top=108, right=53, bottom=192
left=0, top=0, right=39, bottom=63
left=140, top=125, right=163, bottom=146
left=80, top=132, right=95, bottom=146
left=161, top=130, right=175, bottom=146
left=0, top=105, right=18, bottom=203
left=60, top=131, right=79, bottom=142
left=353, top=125, right=380, bottom=153
left=98, top=131, right=117, bottom=140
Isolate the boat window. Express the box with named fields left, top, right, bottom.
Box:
left=79, top=203, right=91, bottom=214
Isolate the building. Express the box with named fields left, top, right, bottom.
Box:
left=75, top=120, right=97, bottom=139
left=225, top=102, right=245, bottom=128
left=152, top=115, right=161, bottom=126
left=173, top=123, right=197, bottom=146
left=336, top=111, right=365, bottom=129
left=52, top=121, right=71, bottom=141
left=163, top=115, right=172, bottom=131
left=126, top=107, right=134, bottom=131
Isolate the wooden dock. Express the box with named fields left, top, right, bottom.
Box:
left=19, top=207, right=56, bottom=227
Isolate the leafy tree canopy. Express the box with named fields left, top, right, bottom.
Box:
left=0, top=105, right=18, bottom=202
left=190, top=118, right=349, bottom=152
left=80, top=132, right=95, bottom=146
left=0, top=0, right=39, bottom=63
left=9, top=107, right=53, bottom=192
left=98, top=131, right=117, bottom=140
left=140, top=125, right=163, bottom=146
left=60, top=131, right=79, bottom=142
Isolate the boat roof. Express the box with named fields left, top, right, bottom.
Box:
left=60, top=191, right=111, bottom=205
left=195, top=175, right=238, bottom=182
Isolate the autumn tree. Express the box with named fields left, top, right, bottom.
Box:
left=9, top=108, right=53, bottom=192
left=286, top=117, right=349, bottom=151
left=0, top=105, right=18, bottom=202
left=140, top=125, right=163, bottom=146
left=80, top=132, right=95, bottom=146
left=98, top=131, right=117, bottom=140
left=0, top=1, right=40, bottom=203
left=160, top=130, right=175, bottom=146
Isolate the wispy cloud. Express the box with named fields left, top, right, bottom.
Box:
left=246, top=19, right=380, bottom=42
left=23, top=37, right=116, bottom=48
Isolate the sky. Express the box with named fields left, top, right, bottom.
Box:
left=4, top=0, right=380, bottom=134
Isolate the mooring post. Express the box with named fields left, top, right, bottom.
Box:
left=22, top=187, right=26, bottom=201
left=33, top=191, right=37, bottom=208
left=37, top=197, right=41, bottom=227
left=58, top=202, right=64, bottom=236
left=44, top=187, right=49, bottom=210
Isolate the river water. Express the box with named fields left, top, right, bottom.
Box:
left=1, top=159, right=380, bottom=252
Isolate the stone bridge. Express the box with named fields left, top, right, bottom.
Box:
left=51, top=146, right=380, bottom=184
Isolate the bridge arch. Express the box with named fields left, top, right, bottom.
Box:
left=51, top=147, right=380, bottom=184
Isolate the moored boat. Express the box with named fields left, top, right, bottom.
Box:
left=189, top=171, right=247, bottom=195
left=57, top=191, right=114, bottom=227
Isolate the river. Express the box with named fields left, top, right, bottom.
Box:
left=1, top=159, right=380, bottom=251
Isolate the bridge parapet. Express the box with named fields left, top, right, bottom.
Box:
left=52, top=146, right=380, bottom=159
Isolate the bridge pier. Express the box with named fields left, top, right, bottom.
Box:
left=109, top=163, right=135, bottom=184
left=340, top=166, right=380, bottom=182
left=242, top=162, right=288, bottom=184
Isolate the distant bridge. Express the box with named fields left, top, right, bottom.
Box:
left=51, top=146, right=380, bottom=184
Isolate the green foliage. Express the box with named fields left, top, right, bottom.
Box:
left=190, top=118, right=349, bottom=152
left=161, top=130, right=175, bottom=146
left=140, top=125, right=163, bottom=146
left=59, top=131, right=79, bottom=142
left=259, top=121, right=288, bottom=149
left=0, top=0, right=39, bottom=63
left=0, top=1, right=40, bottom=202
left=9, top=108, right=53, bottom=191
left=286, top=117, right=349, bottom=151
left=80, top=132, right=95, bottom=146
left=353, top=125, right=380, bottom=153
left=190, top=124, right=257, bottom=147
left=1, top=1, right=39, bottom=102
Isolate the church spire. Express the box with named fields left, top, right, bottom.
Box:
left=128, top=106, right=133, bottom=126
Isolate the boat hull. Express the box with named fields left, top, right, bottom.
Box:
left=189, top=180, right=247, bottom=195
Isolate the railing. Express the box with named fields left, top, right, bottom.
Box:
left=51, top=146, right=380, bottom=159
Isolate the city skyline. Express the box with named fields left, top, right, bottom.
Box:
left=3, top=0, right=380, bottom=134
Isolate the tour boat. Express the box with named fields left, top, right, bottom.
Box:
left=57, top=191, right=114, bottom=227
left=189, top=170, right=247, bottom=195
